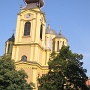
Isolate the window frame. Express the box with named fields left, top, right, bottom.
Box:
left=7, top=43, right=11, bottom=54
left=57, top=41, right=59, bottom=52
left=21, top=55, right=27, bottom=61
left=24, top=22, right=31, bottom=36
left=40, top=24, right=43, bottom=40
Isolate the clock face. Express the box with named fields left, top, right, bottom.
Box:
left=26, top=14, right=30, bottom=18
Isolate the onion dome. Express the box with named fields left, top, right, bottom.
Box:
left=6, top=34, right=15, bottom=42
left=46, top=24, right=57, bottom=35
left=55, top=30, right=67, bottom=40
left=24, top=0, right=44, bottom=8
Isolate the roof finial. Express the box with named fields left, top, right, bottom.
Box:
left=60, top=25, right=62, bottom=30
left=59, top=30, right=62, bottom=35
left=59, top=26, right=62, bottom=35
left=48, top=24, right=50, bottom=29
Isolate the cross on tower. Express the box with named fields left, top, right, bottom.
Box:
left=60, top=25, right=62, bottom=30
left=59, top=25, right=62, bottom=35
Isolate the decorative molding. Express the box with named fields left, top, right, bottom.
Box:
left=15, top=61, right=48, bottom=70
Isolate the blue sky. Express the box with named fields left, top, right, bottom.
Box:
left=0, top=0, right=90, bottom=77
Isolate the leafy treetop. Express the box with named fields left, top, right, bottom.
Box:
left=0, top=55, right=34, bottom=90
left=38, top=46, right=88, bottom=90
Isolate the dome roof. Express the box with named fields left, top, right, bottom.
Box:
left=24, top=0, right=44, bottom=7
left=46, top=24, right=57, bottom=35
left=55, top=30, right=67, bottom=40
left=55, top=34, right=66, bottom=39
left=6, top=34, right=15, bottom=42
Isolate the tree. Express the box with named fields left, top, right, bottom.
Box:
left=38, top=46, right=89, bottom=90
left=0, top=55, right=34, bottom=90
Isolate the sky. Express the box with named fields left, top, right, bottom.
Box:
left=0, top=0, right=90, bottom=77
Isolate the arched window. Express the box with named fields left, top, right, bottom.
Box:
left=21, top=55, right=27, bottom=61
left=24, top=22, right=31, bottom=36
left=7, top=44, right=10, bottom=54
left=40, top=25, right=43, bottom=39
left=57, top=41, right=59, bottom=52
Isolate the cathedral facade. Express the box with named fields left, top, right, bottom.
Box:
left=5, top=0, right=68, bottom=90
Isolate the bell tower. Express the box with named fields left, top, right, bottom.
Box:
left=4, top=0, right=68, bottom=90
left=12, top=1, right=47, bottom=89
left=12, top=0, right=46, bottom=64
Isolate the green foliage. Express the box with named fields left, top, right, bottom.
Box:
left=0, top=55, right=34, bottom=90
left=49, top=51, right=56, bottom=60
left=38, top=46, right=89, bottom=90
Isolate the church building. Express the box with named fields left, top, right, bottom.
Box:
left=4, top=0, right=68, bottom=90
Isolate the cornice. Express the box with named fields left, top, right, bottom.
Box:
left=15, top=61, right=48, bottom=70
